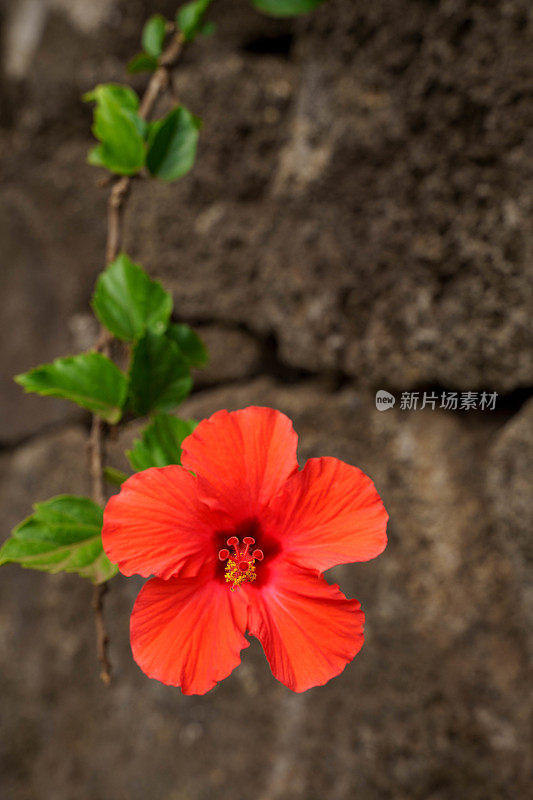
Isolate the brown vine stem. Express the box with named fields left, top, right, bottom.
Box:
left=89, top=29, right=186, bottom=686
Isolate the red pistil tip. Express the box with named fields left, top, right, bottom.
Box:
left=219, top=536, right=264, bottom=590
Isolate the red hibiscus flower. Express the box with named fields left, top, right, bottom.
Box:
left=102, top=406, right=388, bottom=695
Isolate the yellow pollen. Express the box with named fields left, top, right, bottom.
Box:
left=224, top=558, right=257, bottom=591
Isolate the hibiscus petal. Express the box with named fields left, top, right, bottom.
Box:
left=180, top=406, right=299, bottom=516
left=130, top=572, right=249, bottom=695
left=102, top=466, right=226, bottom=579
left=269, top=457, right=388, bottom=573
left=247, top=562, right=364, bottom=692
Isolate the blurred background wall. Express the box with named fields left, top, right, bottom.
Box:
left=0, top=1, right=531, bottom=798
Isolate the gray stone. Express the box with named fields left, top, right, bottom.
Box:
left=487, top=398, right=533, bottom=656
left=120, top=0, right=533, bottom=392
left=192, top=324, right=262, bottom=388
left=0, top=0, right=531, bottom=797
left=0, top=172, right=104, bottom=443
left=98, top=379, right=533, bottom=799
left=2, top=382, right=531, bottom=799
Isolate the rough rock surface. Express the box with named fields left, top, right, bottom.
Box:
left=0, top=1, right=531, bottom=799
left=121, top=0, right=533, bottom=390
left=2, top=382, right=532, bottom=800
left=487, top=398, right=533, bottom=658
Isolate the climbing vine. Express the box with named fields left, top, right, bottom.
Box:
left=0, top=0, right=327, bottom=683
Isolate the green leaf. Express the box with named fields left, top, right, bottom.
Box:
left=166, top=323, right=208, bottom=367
left=128, top=53, right=159, bottom=74
left=176, top=0, right=214, bottom=42
left=87, top=84, right=147, bottom=140
left=87, top=145, right=108, bottom=167
left=83, top=84, right=140, bottom=110
left=146, top=106, right=201, bottom=182
left=93, top=254, right=173, bottom=342
left=127, top=414, right=197, bottom=471
left=103, top=467, right=129, bottom=486
left=127, top=331, right=192, bottom=416
left=251, top=0, right=325, bottom=16
left=0, top=496, right=117, bottom=584
left=84, top=83, right=146, bottom=175
left=142, top=14, right=167, bottom=58
left=15, top=353, right=127, bottom=424
left=91, top=83, right=147, bottom=145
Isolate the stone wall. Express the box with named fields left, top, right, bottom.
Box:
left=1, top=1, right=531, bottom=798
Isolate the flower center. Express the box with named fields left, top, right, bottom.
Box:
left=218, top=536, right=264, bottom=591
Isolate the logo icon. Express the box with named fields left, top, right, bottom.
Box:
left=375, top=390, right=396, bottom=411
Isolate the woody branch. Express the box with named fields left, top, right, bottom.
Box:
left=88, top=28, right=186, bottom=686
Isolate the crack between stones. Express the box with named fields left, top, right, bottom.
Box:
left=3, top=319, right=531, bottom=455
left=186, top=314, right=533, bottom=426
